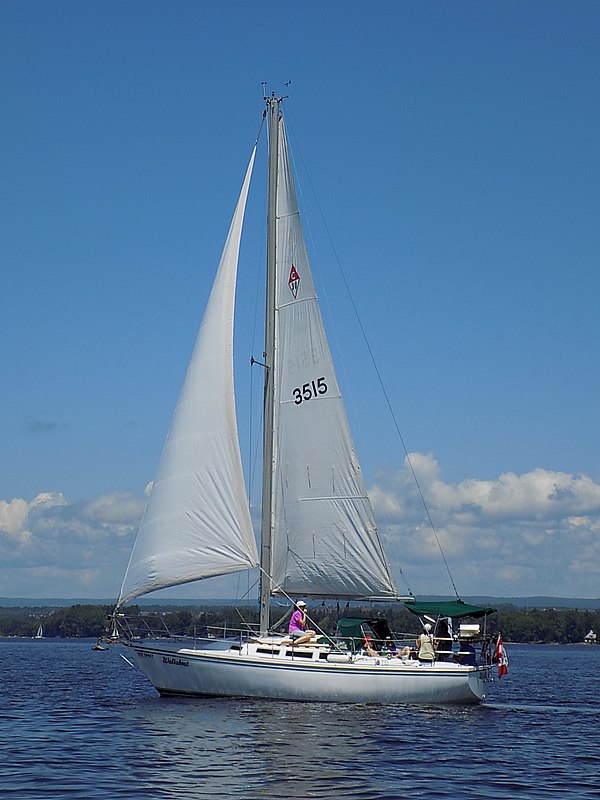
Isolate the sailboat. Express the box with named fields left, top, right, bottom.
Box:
left=114, top=95, right=497, bottom=704
left=34, top=625, right=43, bottom=639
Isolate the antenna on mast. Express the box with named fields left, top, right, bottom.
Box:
left=261, top=82, right=290, bottom=105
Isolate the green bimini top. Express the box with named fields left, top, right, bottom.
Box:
left=336, top=617, right=395, bottom=650
left=404, top=600, right=496, bottom=619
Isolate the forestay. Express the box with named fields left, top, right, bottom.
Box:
left=117, top=148, right=259, bottom=607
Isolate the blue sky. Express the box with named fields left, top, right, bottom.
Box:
left=1, top=1, right=599, bottom=600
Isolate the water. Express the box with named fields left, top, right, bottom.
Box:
left=0, top=641, right=598, bottom=799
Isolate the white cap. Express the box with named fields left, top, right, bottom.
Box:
left=424, top=623, right=432, bottom=632
left=296, top=600, right=306, bottom=607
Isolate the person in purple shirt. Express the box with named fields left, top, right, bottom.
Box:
left=286, top=600, right=315, bottom=646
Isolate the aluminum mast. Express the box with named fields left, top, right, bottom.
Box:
left=259, top=96, right=281, bottom=634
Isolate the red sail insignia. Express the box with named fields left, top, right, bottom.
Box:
left=288, top=264, right=300, bottom=298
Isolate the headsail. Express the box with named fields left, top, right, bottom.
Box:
left=269, top=119, right=397, bottom=599
left=118, top=148, right=259, bottom=607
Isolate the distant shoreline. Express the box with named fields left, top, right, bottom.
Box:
left=1, top=600, right=598, bottom=644
left=2, top=595, right=599, bottom=610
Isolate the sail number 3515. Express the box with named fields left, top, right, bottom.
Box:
left=292, top=377, right=328, bottom=405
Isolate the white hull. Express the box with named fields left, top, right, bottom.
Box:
left=126, top=639, right=491, bottom=705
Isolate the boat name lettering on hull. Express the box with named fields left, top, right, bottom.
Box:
left=162, top=656, right=190, bottom=667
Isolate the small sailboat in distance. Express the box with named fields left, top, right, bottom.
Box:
left=34, top=624, right=43, bottom=639
left=113, top=93, right=498, bottom=704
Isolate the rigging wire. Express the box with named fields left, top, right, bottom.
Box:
left=284, top=113, right=460, bottom=601
left=256, top=566, right=345, bottom=648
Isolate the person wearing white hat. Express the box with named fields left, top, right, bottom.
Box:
left=416, top=622, right=435, bottom=663
left=285, top=600, right=316, bottom=646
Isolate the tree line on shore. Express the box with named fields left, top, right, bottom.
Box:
left=0, top=602, right=598, bottom=644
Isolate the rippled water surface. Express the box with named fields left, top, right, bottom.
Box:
left=0, top=640, right=598, bottom=798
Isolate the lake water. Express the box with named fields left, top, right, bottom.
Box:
left=0, top=640, right=598, bottom=799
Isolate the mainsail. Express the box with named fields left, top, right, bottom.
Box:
left=269, top=119, right=397, bottom=599
left=117, top=148, right=259, bottom=607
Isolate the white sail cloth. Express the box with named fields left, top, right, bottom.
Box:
left=118, top=115, right=397, bottom=608
left=118, top=148, right=259, bottom=607
left=269, top=120, right=397, bottom=599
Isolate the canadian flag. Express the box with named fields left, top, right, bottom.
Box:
left=495, top=633, right=509, bottom=678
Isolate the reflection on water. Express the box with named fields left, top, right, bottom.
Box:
left=0, top=641, right=598, bottom=799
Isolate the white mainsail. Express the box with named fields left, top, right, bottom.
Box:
left=270, top=119, right=397, bottom=599
left=117, top=148, right=259, bottom=607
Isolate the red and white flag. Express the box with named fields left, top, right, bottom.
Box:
left=495, top=633, right=509, bottom=678
left=288, top=264, right=300, bottom=298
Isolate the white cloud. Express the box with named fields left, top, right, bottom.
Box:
left=0, top=498, right=31, bottom=539
left=1, top=454, right=600, bottom=599
left=371, top=454, right=600, bottom=598
left=82, top=492, right=145, bottom=527
left=0, top=491, right=145, bottom=598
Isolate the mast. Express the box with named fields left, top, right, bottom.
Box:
left=259, top=95, right=281, bottom=633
